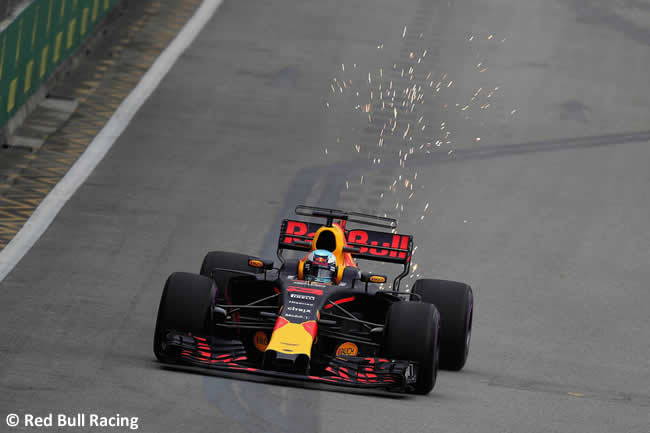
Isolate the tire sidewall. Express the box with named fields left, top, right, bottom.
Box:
left=413, top=279, right=473, bottom=371
left=153, top=272, right=215, bottom=362
left=384, top=301, right=440, bottom=394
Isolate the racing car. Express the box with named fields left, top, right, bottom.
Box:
left=154, top=205, right=473, bottom=394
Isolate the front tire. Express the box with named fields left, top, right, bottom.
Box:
left=412, top=279, right=473, bottom=371
left=383, top=301, right=440, bottom=395
left=153, top=272, right=214, bottom=362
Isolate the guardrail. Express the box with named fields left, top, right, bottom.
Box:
left=1, top=0, right=121, bottom=131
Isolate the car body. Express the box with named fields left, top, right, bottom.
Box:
left=154, top=206, right=473, bottom=394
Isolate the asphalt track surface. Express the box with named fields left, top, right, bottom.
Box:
left=1, top=0, right=649, bottom=432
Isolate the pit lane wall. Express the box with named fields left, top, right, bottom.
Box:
left=0, top=0, right=120, bottom=130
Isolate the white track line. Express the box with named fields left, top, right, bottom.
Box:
left=0, top=0, right=223, bottom=282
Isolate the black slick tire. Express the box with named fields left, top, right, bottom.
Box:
left=153, top=272, right=214, bottom=362
left=412, top=279, right=473, bottom=371
left=199, top=251, right=259, bottom=297
left=384, top=301, right=440, bottom=395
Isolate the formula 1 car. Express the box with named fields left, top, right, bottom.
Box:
left=154, top=206, right=473, bottom=394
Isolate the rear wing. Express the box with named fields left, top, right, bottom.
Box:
left=279, top=219, right=413, bottom=265
left=276, top=206, right=414, bottom=290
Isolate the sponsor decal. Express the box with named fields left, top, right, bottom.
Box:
left=335, top=342, right=358, bottom=357
left=282, top=220, right=318, bottom=244
left=253, top=331, right=269, bottom=352
left=286, top=300, right=313, bottom=307
left=347, top=230, right=410, bottom=259
left=289, top=293, right=316, bottom=301
left=284, top=303, right=314, bottom=319
left=287, top=286, right=323, bottom=296
left=280, top=220, right=411, bottom=261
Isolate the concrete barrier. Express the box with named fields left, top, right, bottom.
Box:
left=0, top=0, right=120, bottom=131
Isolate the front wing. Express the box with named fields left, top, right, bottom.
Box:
left=160, top=332, right=415, bottom=392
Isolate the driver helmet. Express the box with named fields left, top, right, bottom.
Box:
left=304, top=249, right=337, bottom=283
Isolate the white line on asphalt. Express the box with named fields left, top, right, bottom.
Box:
left=0, top=0, right=223, bottom=282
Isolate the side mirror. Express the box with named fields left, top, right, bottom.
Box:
left=360, top=272, right=387, bottom=284
left=342, top=245, right=361, bottom=253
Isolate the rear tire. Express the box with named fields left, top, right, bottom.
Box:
left=199, top=251, right=260, bottom=298
left=384, top=301, right=440, bottom=395
left=412, top=279, right=473, bottom=371
left=153, top=272, right=214, bottom=362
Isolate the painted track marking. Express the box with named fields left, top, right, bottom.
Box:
left=0, top=0, right=224, bottom=282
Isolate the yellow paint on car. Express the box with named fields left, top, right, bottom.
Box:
left=266, top=323, right=314, bottom=357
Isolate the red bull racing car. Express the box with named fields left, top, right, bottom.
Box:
left=154, top=206, right=473, bottom=394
